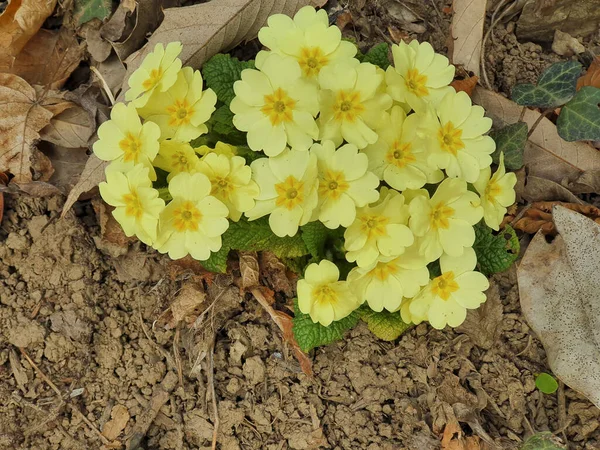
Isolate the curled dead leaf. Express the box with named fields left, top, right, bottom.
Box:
left=514, top=201, right=600, bottom=235
left=39, top=106, right=95, bottom=148
left=239, top=252, right=260, bottom=291
left=577, top=56, right=600, bottom=90
left=450, top=76, right=479, bottom=97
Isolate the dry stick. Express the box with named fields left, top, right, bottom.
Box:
left=518, top=106, right=527, bottom=122
left=527, top=108, right=554, bottom=138
left=481, top=0, right=517, bottom=90
left=90, top=66, right=116, bottom=106
left=19, top=348, right=111, bottom=446
left=208, top=340, right=219, bottom=450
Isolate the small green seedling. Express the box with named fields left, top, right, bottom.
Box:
left=535, top=372, right=559, bottom=394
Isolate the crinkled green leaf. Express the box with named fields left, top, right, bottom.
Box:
left=206, top=104, right=246, bottom=145
left=200, top=246, right=230, bottom=274
left=73, top=0, right=112, bottom=24
left=557, top=86, right=600, bottom=142
left=473, top=223, right=520, bottom=276
left=490, top=122, right=527, bottom=170
left=512, top=60, right=582, bottom=108
left=235, top=145, right=264, bottom=164
left=520, top=432, right=566, bottom=450
left=292, top=299, right=362, bottom=351
left=361, top=309, right=411, bottom=341
left=360, top=43, right=390, bottom=70
left=281, top=256, right=310, bottom=274
left=300, top=221, right=332, bottom=260
left=427, top=260, right=441, bottom=278
left=202, top=54, right=254, bottom=106
left=535, top=373, right=559, bottom=394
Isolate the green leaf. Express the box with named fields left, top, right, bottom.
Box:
left=202, top=54, right=254, bottom=106
left=200, top=246, right=230, bottom=274
left=73, top=0, right=112, bottom=25
left=490, top=122, right=528, bottom=170
left=292, top=298, right=362, bottom=351
left=520, top=432, right=566, bottom=450
left=427, top=260, right=441, bottom=278
left=235, top=145, right=264, bottom=164
left=206, top=105, right=247, bottom=145
left=361, top=309, right=411, bottom=341
left=300, top=222, right=332, bottom=260
left=361, top=43, right=390, bottom=70
left=511, top=60, right=582, bottom=108
left=473, top=223, right=520, bottom=276
left=557, top=86, right=600, bottom=142
left=535, top=373, right=559, bottom=394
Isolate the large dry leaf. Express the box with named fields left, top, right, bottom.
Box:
left=518, top=206, right=600, bottom=408
left=451, top=0, right=485, bottom=76
left=119, top=0, right=319, bottom=100
left=61, top=154, right=105, bottom=217
left=1, top=28, right=84, bottom=89
left=40, top=106, right=94, bottom=148
left=473, top=87, right=600, bottom=183
left=0, top=0, right=57, bottom=67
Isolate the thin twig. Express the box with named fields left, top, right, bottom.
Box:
left=208, top=341, right=219, bottom=450
left=527, top=109, right=554, bottom=138
left=90, top=66, right=116, bottom=106
left=518, top=106, right=527, bottom=122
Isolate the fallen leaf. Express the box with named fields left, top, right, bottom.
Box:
left=166, top=255, right=216, bottom=284
left=521, top=176, right=584, bottom=204
left=259, top=251, right=295, bottom=297
left=102, top=404, right=130, bottom=441
left=252, top=286, right=313, bottom=376
left=0, top=0, right=58, bottom=67
left=82, top=21, right=112, bottom=63
left=0, top=73, right=73, bottom=183
left=335, top=10, right=353, bottom=31
left=472, top=87, right=600, bottom=183
left=450, top=75, right=479, bottom=97
left=450, top=0, right=485, bottom=76
left=101, top=0, right=137, bottom=43
left=73, top=0, right=113, bottom=25
left=1, top=28, right=84, bottom=90
left=387, top=25, right=409, bottom=44
left=169, top=283, right=206, bottom=328
left=61, top=154, right=106, bottom=217
left=42, top=144, right=90, bottom=193
left=515, top=201, right=600, bottom=235
left=119, top=0, right=317, bottom=99
left=441, top=418, right=482, bottom=450
left=92, top=198, right=137, bottom=250
left=564, top=169, right=600, bottom=194
left=456, top=280, right=503, bottom=350
left=577, top=57, right=600, bottom=90
left=39, top=106, right=94, bottom=148
left=518, top=205, right=600, bottom=409
left=239, top=251, right=260, bottom=291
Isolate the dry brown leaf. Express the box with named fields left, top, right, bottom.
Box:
left=387, top=25, right=409, bottom=44
left=456, top=281, right=503, bottom=350
left=62, top=154, right=106, bottom=217
left=0, top=0, right=58, bottom=67
left=514, top=201, right=600, bottom=235
left=441, top=419, right=482, bottom=450
left=111, top=0, right=164, bottom=62
left=2, top=28, right=84, bottom=89
left=335, top=10, right=353, bottom=31
left=251, top=286, right=313, bottom=376
left=93, top=198, right=137, bottom=249
left=472, top=87, right=600, bottom=183
left=518, top=206, right=600, bottom=409
left=102, top=404, right=130, bottom=441
left=450, top=0, right=485, bottom=76
left=577, top=56, right=600, bottom=90
left=239, top=252, right=260, bottom=291
left=450, top=75, right=478, bottom=97
left=565, top=169, right=600, bottom=194
left=119, top=0, right=318, bottom=99
left=39, top=106, right=94, bottom=148
left=522, top=175, right=584, bottom=204
left=259, top=251, right=296, bottom=297
left=42, top=144, right=90, bottom=193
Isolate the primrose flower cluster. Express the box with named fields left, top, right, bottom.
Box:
left=93, top=6, right=517, bottom=333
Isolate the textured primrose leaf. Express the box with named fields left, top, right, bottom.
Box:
left=490, top=122, right=528, bottom=170
left=520, top=432, right=566, bottom=450
left=361, top=43, right=390, bottom=70
left=535, top=373, right=559, bottom=394
left=361, top=309, right=411, bottom=341
left=473, top=223, right=520, bottom=276
left=512, top=60, right=582, bottom=108
left=207, top=105, right=247, bottom=144
left=556, top=86, right=600, bottom=142
left=300, top=221, right=332, bottom=260
left=200, top=246, right=230, bottom=273
left=73, top=0, right=112, bottom=25
left=292, top=299, right=362, bottom=352
left=202, top=54, right=255, bottom=106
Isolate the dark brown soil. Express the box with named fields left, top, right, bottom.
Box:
left=2, top=1, right=600, bottom=450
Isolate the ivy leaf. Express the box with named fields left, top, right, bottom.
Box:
left=361, top=309, right=411, bottom=341
left=200, top=246, right=230, bottom=273
left=73, top=0, right=112, bottom=25
left=490, top=122, right=528, bottom=170
left=360, top=43, right=390, bottom=70
left=473, top=223, right=520, bottom=276
left=292, top=299, right=362, bottom=352
left=202, top=54, right=254, bottom=106
left=520, top=432, right=566, bottom=450
left=556, top=86, right=600, bottom=142
left=511, top=60, right=582, bottom=108
left=535, top=373, right=559, bottom=394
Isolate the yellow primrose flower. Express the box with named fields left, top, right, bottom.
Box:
left=230, top=53, right=319, bottom=156
left=197, top=153, right=260, bottom=222
left=297, top=260, right=361, bottom=326
left=138, top=67, right=217, bottom=142
left=155, top=172, right=229, bottom=260
left=319, top=60, right=392, bottom=149
left=344, top=187, right=414, bottom=268
left=153, top=140, right=201, bottom=181
left=347, top=245, right=429, bottom=313
left=408, top=248, right=489, bottom=329
left=93, top=102, right=160, bottom=180
left=125, top=42, right=183, bottom=108
left=246, top=148, right=318, bottom=237
left=473, top=152, right=517, bottom=230
left=362, top=106, right=443, bottom=190
left=424, top=90, right=495, bottom=183
left=385, top=40, right=455, bottom=112
left=99, top=164, right=164, bottom=245
left=195, top=141, right=237, bottom=158
left=256, top=6, right=357, bottom=80
left=311, top=140, right=380, bottom=229
left=408, top=178, right=483, bottom=261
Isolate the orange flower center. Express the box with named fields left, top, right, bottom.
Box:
left=332, top=90, right=365, bottom=123
left=405, top=68, right=428, bottom=97
left=298, top=47, right=328, bottom=78
left=261, top=88, right=296, bottom=126
left=167, top=98, right=195, bottom=127
left=275, top=175, right=304, bottom=210
left=318, top=170, right=349, bottom=201
left=172, top=201, right=202, bottom=232
left=122, top=190, right=143, bottom=219
left=437, top=122, right=465, bottom=156
left=431, top=271, right=459, bottom=300
left=429, top=202, right=454, bottom=230
left=359, top=214, right=389, bottom=238
left=372, top=260, right=400, bottom=281
left=119, top=132, right=142, bottom=163
left=386, top=141, right=416, bottom=168
left=142, top=68, right=163, bottom=90
left=313, top=285, right=338, bottom=305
